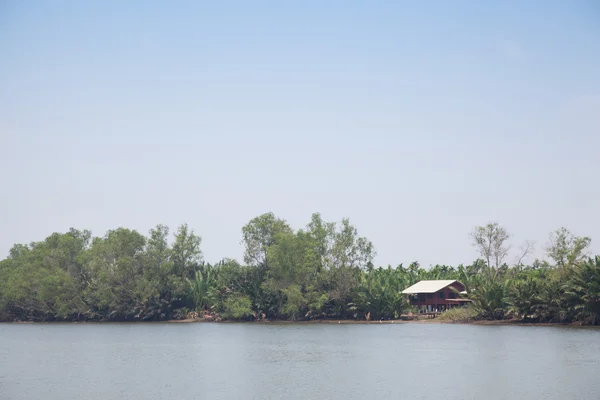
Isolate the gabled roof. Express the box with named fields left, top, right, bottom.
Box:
left=401, top=280, right=460, bottom=294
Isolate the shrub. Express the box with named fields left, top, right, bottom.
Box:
left=437, top=306, right=478, bottom=323
left=223, top=294, right=254, bottom=320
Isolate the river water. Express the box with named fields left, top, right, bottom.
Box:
left=1, top=322, right=599, bottom=400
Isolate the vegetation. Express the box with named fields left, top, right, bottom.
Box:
left=437, top=306, right=478, bottom=323
left=0, top=214, right=598, bottom=325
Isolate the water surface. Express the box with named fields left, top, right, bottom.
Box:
left=1, top=322, right=599, bottom=400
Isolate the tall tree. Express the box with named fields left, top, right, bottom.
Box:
left=266, top=230, right=322, bottom=319
left=83, top=228, right=147, bottom=319
left=327, top=218, right=375, bottom=270
left=171, top=224, right=202, bottom=279
left=2, top=218, right=598, bottom=325
left=546, top=227, right=591, bottom=269
left=306, top=213, right=335, bottom=272
left=470, top=222, right=510, bottom=268
left=241, top=212, right=292, bottom=267
left=324, top=218, right=375, bottom=318
left=146, top=224, right=172, bottom=273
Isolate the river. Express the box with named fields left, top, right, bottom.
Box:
left=1, top=322, right=599, bottom=400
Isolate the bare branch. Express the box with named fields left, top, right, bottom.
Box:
left=515, top=240, right=535, bottom=267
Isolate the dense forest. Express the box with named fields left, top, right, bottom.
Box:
left=0, top=213, right=598, bottom=324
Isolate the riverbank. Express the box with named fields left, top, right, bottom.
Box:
left=2, top=319, right=588, bottom=327
left=2, top=316, right=589, bottom=327
left=165, top=317, right=581, bottom=327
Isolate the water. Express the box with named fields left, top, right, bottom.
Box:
left=1, top=322, right=599, bottom=400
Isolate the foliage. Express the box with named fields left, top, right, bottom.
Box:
left=563, top=256, right=600, bottom=325
left=187, top=266, right=217, bottom=312
left=0, top=217, right=598, bottom=325
left=241, top=212, right=292, bottom=267
left=546, top=227, right=591, bottom=270
left=470, top=222, right=510, bottom=268
left=349, top=266, right=407, bottom=320
left=505, top=276, right=542, bottom=320
left=437, top=306, right=478, bottom=323
left=467, top=268, right=508, bottom=320
left=222, top=294, right=253, bottom=320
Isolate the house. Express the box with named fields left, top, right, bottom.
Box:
left=401, top=280, right=470, bottom=313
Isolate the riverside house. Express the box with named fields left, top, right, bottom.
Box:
left=402, top=280, right=470, bottom=313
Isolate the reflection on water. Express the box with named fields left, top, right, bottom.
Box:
left=1, top=323, right=599, bottom=400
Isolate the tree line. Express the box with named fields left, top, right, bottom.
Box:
left=0, top=214, right=598, bottom=324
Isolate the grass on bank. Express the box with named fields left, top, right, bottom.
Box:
left=437, top=306, right=478, bottom=323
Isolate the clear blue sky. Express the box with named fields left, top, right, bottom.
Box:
left=1, top=1, right=599, bottom=267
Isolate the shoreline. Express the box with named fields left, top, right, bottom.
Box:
left=2, top=318, right=587, bottom=327
left=167, top=318, right=581, bottom=327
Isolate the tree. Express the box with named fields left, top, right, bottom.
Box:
left=468, top=272, right=508, bottom=320
left=327, top=218, right=375, bottom=270
left=171, top=224, right=202, bottom=279
left=350, top=266, right=408, bottom=320
left=222, top=294, right=253, bottom=320
left=470, top=222, right=510, bottom=268
left=0, top=241, right=82, bottom=321
left=136, top=225, right=187, bottom=320
left=146, top=225, right=172, bottom=274
left=241, top=212, right=292, bottom=267
left=505, top=277, right=541, bottom=320
left=324, top=218, right=375, bottom=318
left=187, top=266, right=217, bottom=312
left=1, top=218, right=598, bottom=325
left=546, top=227, right=591, bottom=269
left=266, top=230, right=322, bottom=319
left=83, top=228, right=147, bottom=320
left=564, top=256, right=600, bottom=325
left=306, top=213, right=335, bottom=272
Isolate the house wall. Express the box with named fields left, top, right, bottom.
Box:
left=408, top=282, right=465, bottom=308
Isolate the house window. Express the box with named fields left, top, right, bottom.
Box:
left=439, top=291, right=444, bottom=299
left=427, top=293, right=433, bottom=299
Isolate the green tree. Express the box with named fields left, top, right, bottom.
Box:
left=306, top=213, right=335, bottom=272
left=324, top=218, right=375, bottom=318
left=505, top=277, right=541, bottom=321
left=171, top=224, right=203, bottom=279
left=350, top=267, right=407, bottom=320
left=83, top=228, right=147, bottom=320
left=546, top=227, right=591, bottom=270
left=241, top=212, right=292, bottom=267
left=564, top=256, right=600, bottom=325
left=266, top=230, right=322, bottom=319
left=187, top=265, right=218, bottom=312
left=222, top=294, right=253, bottom=320
left=1, top=218, right=598, bottom=325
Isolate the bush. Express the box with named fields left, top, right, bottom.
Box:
left=222, top=294, right=254, bottom=320
left=437, top=306, right=478, bottom=323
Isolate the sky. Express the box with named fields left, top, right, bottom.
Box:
left=1, top=1, right=599, bottom=268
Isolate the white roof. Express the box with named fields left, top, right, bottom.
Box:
left=401, top=280, right=459, bottom=294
